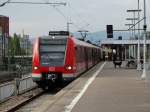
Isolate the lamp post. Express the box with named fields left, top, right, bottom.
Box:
left=141, top=0, right=147, bottom=79
left=137, top=0, right=142, bottom=70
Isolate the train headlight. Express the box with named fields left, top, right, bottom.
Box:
left=66, top=66, right=72, bottom=70
left=34, top=66, right=39, bottom=70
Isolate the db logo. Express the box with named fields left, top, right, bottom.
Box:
left=49, top=67, right=55, bottom=71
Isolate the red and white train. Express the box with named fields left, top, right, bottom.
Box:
left=32, top=31, right=101, bottom=89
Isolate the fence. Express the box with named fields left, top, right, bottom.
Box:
left=0, top=63, right=31, bottom=75
left=0, top=82, right=14, bottom=102
left=0, top=76, right=37, bottom=103
left=18, top=76, right=37, bottom=94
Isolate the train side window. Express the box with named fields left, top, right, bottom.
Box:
left=76, top=46, right=81, bottom=63
left=79, top=47, right=82, bottom=62
left=75, top=47, right=77, bottom=50
left=81, top=47, right=84, bottom=62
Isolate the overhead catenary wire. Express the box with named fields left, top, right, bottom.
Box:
left=128, top=17, right=145, bottom=30
left=53, top=6, right=68, bottom=21
left=67, top=2, right=99, bottom=35
left=7, top=1, right=66, bottom=6
left=7, top=0, right=91, bottom=33
left=67, top=2, right=90, bottom=30
left=3, top=0, right=93, bottom=39
left=53, top=7, right=79, bottom=29
left=53, top=5, right=88, bottom=32
left=53, top=1, right=93, bottom=32
left=0, top=0, right=11, bottom=7
left=52, top=5, right=93, bottom=41
left=43, top=0, right=50, bottom=3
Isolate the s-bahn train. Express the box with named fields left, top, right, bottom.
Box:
left=32, top=31, right=101, bottom=89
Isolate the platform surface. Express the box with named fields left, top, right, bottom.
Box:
left=71, top=62, right=150, bottom=112
left=42, top=62, right=150, bottom=112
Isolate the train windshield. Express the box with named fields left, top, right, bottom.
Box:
left=39, top=38, right=67, bottom=66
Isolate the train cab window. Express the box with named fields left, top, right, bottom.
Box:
left=39, top=38, right=67, bottom=66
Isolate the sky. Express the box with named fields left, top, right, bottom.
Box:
left=0, top=0, right=150, bottom=37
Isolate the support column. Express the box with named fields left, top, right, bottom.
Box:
left=125, top=46, right=127, bottom=60
left=129, top=45, right=131, bottom=59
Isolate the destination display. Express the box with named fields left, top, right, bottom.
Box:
left=49, top=31, right=69, bottom=36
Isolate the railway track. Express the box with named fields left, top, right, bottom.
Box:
left=14, top=81, right=78, bottom=112
left=0, top=87, right=43, bottom=112
left=0, top=63, right=102, bottom=112
left=0, top=82, right=69, bottom=112
left=14, top=63, right=103, bottom=112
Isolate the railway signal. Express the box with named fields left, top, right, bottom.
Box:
left=106, top=25, right=113, bottom=38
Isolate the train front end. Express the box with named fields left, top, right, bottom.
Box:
left=32, top=32, right=76, bottom=88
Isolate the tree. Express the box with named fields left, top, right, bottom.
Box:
left=8, top=33, right=22, bottom=56
left=147, top=32, right=150, bottom=39
left=13, top=33, right=21, bottom=55
left=8, top=36, right=15, bottom=57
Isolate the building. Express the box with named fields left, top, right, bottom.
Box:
left=0, top=29, right=2, bottom=65
left=0, top=15, right=9, bottom=64
left=20, top=35, right=32, bottom=55
left=101, top=39, right=150, bottom=61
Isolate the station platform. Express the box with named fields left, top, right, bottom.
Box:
left=34, top=62, right=150, bottom=112
left=70, top=62, right=150, bottom=112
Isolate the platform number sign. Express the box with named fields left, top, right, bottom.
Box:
left=106, top=25, right=113, bottom=38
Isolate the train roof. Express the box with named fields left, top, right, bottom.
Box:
left=72, top=37, right=100, bottom=49
left=39, top=35, right=68, bottom=39
left=38, top=36, right=100, bottom=49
